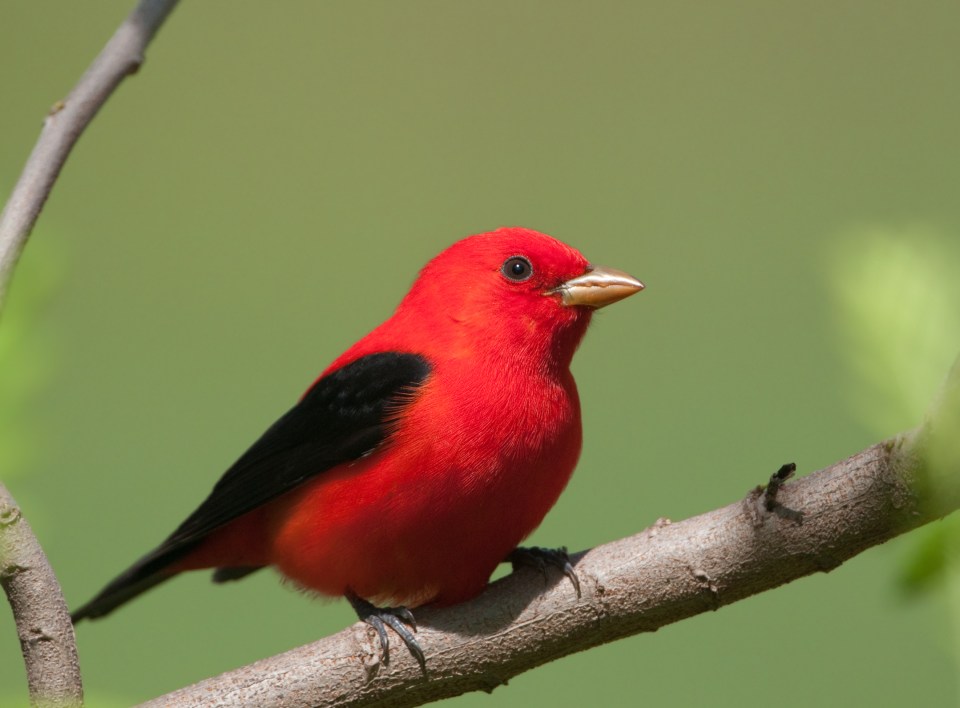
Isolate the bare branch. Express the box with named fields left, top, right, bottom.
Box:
left=0, top=2, right=179, bottom=704
left=140, top=359, right=960, bottom=708
left=1, top=484, right=83, bottom=707
left=0, top=0, right=180, bottom=310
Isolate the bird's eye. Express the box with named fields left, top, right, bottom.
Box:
left=501, top=256, right=533, bottom=282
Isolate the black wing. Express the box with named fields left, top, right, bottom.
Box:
left=72, top=352, right=431, bottom=620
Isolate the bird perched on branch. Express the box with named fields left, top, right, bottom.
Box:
left=72, top=227, right=644, bottom=666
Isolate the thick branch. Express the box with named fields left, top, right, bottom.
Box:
left=1, top=484, right=83, bottom=707
left=0, top=0, right=179, bottom=309
left=142, top=360, right=960, bottom=708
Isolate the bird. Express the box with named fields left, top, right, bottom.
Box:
left=71, top=226, right=644, bottom=667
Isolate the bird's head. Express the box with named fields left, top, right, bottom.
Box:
left=397, top=227, right=644, bottom=369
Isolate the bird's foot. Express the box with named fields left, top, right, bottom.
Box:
left=347, top=591, right=426, bottom=672
left=507, top=545, right=581, bottom=598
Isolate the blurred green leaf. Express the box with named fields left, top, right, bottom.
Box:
left=898, top=516, right=960, bottom=596
left=0, top=235, right=61, bottom=479
left=829, top=226, right=960, bottom=438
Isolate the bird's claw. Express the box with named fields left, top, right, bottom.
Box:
left=508, top=545, right=581, bottom=598
left=347, top=592, right=425, bottom=672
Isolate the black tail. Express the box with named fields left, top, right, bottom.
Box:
left=71, top=543, right=197, bottom=622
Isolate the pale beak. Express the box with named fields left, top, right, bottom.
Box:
left=552, top=265, right=645, bottom=309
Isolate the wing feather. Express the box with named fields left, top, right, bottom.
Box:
left=72, top=352, right=431, bottom=620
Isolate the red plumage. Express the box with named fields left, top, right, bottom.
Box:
left=73, top=227, right=642, bottom=636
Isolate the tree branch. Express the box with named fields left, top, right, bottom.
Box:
left=1, top=484, right=83, bottom=707
left=141, top=360, right=960, bottom=707
left=0, top=0, right=180, bottom=310
left=1, top=1, right=179, bottom=704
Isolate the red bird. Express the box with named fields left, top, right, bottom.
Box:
left=72, top=227, right=643, bottom=665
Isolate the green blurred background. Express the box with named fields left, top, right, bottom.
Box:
left=3, top=1, right=960, bottom=705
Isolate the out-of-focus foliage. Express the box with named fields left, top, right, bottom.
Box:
left=0, top=237, right=60, bottom=478
left=899, top=516, right=960, bottom=596
left=829, top=227, right=960, bottom=437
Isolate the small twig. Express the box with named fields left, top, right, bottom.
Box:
left=753, top=462, right=805, bottom=523
left=1, top=484, right=83, bottom=707
left=763, top=462, right=797, bottom=511
left=0, top=0, right=180, bottom=311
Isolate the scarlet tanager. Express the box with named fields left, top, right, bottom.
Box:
left=72, top=227, right=644, bottom=665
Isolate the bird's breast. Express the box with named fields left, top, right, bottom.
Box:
left=268, top=357, right=583, bottom=606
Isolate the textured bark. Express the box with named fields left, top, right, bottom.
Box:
left=1, top=485, right=83, bottom=707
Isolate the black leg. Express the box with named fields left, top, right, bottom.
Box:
left=507, top=546, right=581, bottom=598
left=346, top=591, right=426, bottom=672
